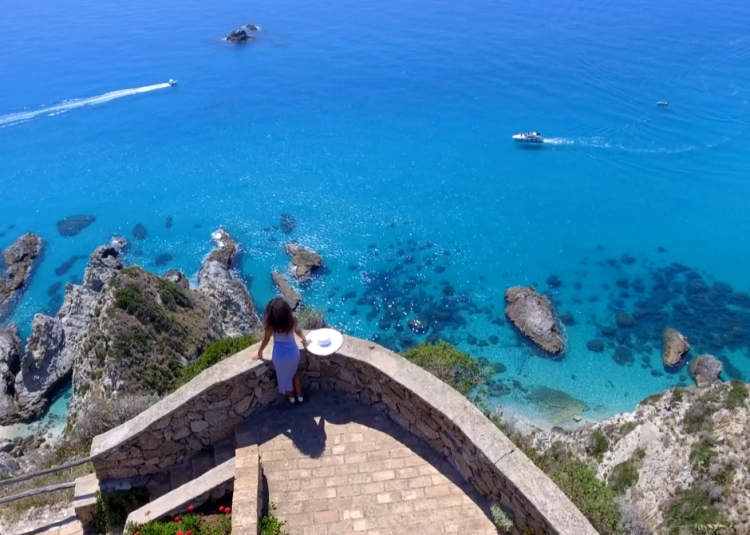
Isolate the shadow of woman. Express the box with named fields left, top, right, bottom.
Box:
left=283, top=414, right=327, bottom=459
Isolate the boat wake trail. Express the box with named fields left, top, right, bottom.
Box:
left=0, top=82, right=172, bottom=127
left=542, top=137, right=575, bottom=145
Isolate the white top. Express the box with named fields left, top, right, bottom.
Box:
left=306, top=328, right=344, bottom=356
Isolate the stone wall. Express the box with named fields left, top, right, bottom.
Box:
left=91, top=336, right=599, bottom=535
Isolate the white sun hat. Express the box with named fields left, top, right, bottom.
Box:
left=306, top=328, right=344, bottom=356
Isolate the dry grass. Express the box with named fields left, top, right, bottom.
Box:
left=0, top=461, right=92, bottom=524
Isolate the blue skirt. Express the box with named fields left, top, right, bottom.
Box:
left=272, top=341, right=301, bottom=393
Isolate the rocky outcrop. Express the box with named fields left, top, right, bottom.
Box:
left=0, top=233, right=43, bottom=316
left=69, top=230, right=260, bottom=421
left=504, top=286, right=564, bottom=356
left=0, top=325, right=21, bottom=424
left=6, top=238, right=126, bottom=423
left=532, top=382, right=750, bottom=534
left=271, top=271, right=301, bottom=310
left=198, top=229, right=261, bottom=337
left=285, top=244, right=323, bottom=281
left=689, top=354, right=723, bottom=388
left=13, top=314, right=66, bottom=419
left=226, top=29, right=255, bottom=43
left=662, top=328, right=690, bottom=368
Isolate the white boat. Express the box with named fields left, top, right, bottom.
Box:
left=168, top=79, right=178, bottom=86
left=657, top=100, right=668, bottom=106
left=512, top=132, right=544, bottom=143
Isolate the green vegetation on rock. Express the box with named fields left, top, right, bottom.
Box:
left=586, top=430, right=610, bottom=462
left=608, top=460, right=640, bottom=495
left=401, top=340, right=489, bottom=396
left=665, top=484, right=727, bottom=534
left=725, top=379, right=748, bottom=409
left=84, top=266, right=224, bottom=396
left=176, top=334, right=260, bottom=388
left=550, top=460, right=622, bottom=535
left=95, top=488, right=149, bottom=534
left=639, top=392, right=664, bottom=406
left=125, top=508, right=232, bottom=535
left=261, top=503, right=288, bottom=535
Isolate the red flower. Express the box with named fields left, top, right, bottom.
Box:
left=219, top=506, right=225, bottom=513
left=174, top=516, right=181, bottom=522
left=187, top=531, right=193, bottom=535
left=188, top=505, right=194, bottom=512
left=135, top=532, right=140, bottom=535
left=177, top=532, right=184, bottom=535
left=225, top=507, right=231, bottom=515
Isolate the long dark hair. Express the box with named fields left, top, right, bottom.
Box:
left=263, top=297, right=295, bottom=333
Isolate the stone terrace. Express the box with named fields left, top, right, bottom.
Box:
left=232, top=391, right=497, bottom=535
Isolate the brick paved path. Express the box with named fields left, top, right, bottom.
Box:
left=236, top=391, right=497, bottom=535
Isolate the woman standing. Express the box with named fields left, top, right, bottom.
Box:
left=253, top=297, right=309, bottom=404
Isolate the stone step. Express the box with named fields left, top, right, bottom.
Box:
left=127, top=458, right=236, bottom=525
left=192, top=450, right=215, bottom=479
left=234, top=419, right=259, bottom=447
left=169, top=462, right=193, bottom=490
left=214, top=437, right=236, bottom=466
left=72, top=473, right=98, bottom=528
left=147, top=478, right=172, bottom=501
left=231, top=444, right=262, bottom=535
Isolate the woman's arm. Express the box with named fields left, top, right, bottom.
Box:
left=253, top=327, right=273, bottom=360
left=293, top=319, right=309, bottom=347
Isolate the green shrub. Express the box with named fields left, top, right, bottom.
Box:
left=296, top=307, right=327, bottom=330
left=261, top=503, right=288, bottom=535
left=586, top=431, right=610, bottom=462
left=665, top=484, right=726, bottom=532
left=639, top=392, right=664, bottom=406
left=490, top=503, right=513, bottom=531
left=690, top=439, right=717, bottom=474
left=159, top=279, right=194, bottom=310
left=550, top=460, right=622, bottom=535
left=725, top=379, right=748, bottom=409
left=94, top=488, right=149, bottom=534
left=608, top=461, right=639, bottom=494
left=125, top=510, right=231, bottom=535
left=176, top=334, right=260, bottom=388
left=683, top=393, right=719, bottom=435
left=401, top=340, right=489, bottom=396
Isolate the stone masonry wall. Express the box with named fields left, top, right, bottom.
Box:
left=90, top=336, right=599, bottom=535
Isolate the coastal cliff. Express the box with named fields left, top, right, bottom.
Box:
left=527, top=381, right=750, bottom=534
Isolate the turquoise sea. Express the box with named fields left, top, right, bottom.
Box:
left=2, top=0, right=750, bottom=432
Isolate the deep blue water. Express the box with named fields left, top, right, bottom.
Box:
left=2, top=0, right=750, bottom=431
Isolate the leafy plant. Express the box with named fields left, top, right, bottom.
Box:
left=608, top=460, right=639, bottom=494
left=665, top=484, right=726, bottom=533
left=295, top=307, right=327, bottom=330
left=490, top=503, right=514, bottom=531
left=261, top=503, right=288, bottom=535
left=725, top=380, right=748, bottom=409
left=95, top=488, right=149, bottom=534
left=176, top=334, right=260, bottom=388
left=401, top=340, right=490, bottom=396
left=550, top=460, right=622, bottom=535
left=586, top=431, right=610, bottom=462
left=125, top=506, right=232, bottom=535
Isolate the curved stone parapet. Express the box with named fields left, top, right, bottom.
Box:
left=90, top=336, right=598, bottom=535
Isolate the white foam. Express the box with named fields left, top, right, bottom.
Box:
left=0, top=82, right=172, bottom=127
left=542, top=137, right=574, bottom=145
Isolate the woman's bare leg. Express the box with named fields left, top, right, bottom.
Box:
left=293, top=373, right=303, bottom=397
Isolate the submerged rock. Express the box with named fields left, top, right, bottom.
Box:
left=504, top=286, right=564, bottom=356
left=0, top=233, right=43, bottom=316
left=272, top=271, right=301, bottom=311
left=408, top=317, right=428, bottom=334
left=586, top=339, right=604, bottom=353
left=133, top=223, right=148, bottom=241
left=57, top=215, right=95, bottom=237
left=285, top=244, right=323, bottom=281
left=226, top=29, right=255, bottom=43
left=662, top=328, right=690, bottom=368
left=689, top=354, right=723, bottom=388
left=280, top=213, right=296, bottom=234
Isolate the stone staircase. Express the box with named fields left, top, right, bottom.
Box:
left=146, top=436, right=238, bottom=501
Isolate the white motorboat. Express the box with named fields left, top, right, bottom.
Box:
left=512, top=132, right=544, bottom=143
left=657, top=100, right=668, bottom=106
left=168, top=79, right=178, bottom=86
